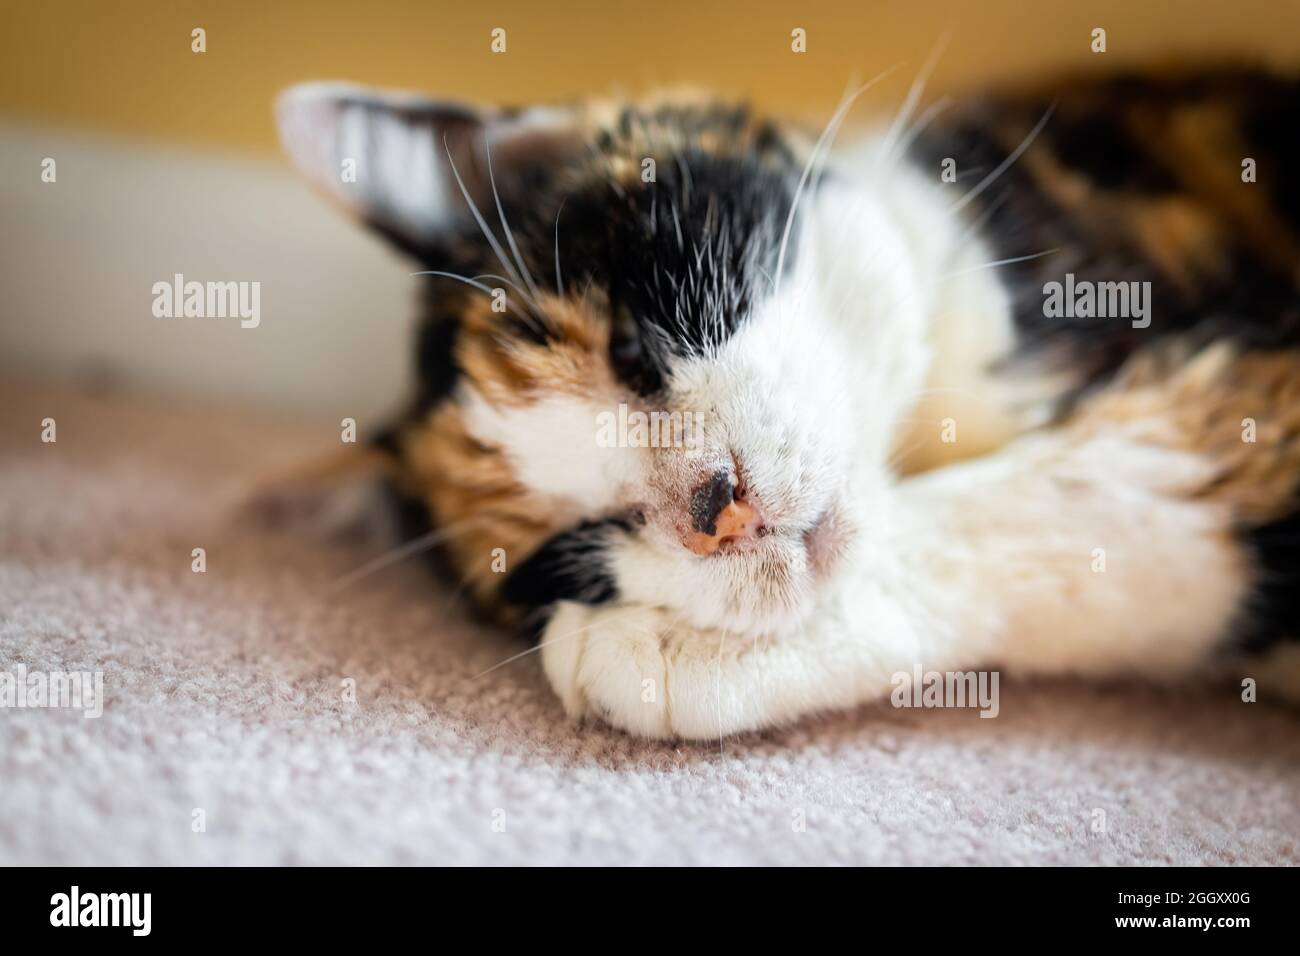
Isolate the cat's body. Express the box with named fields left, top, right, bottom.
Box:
left=277, top=66, right=1300, bottom=738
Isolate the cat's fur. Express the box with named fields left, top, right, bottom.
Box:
left=276, top=67, right=1300, bottom=738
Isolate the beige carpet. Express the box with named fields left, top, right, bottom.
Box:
left=2, top=377, right=1298, bottom=866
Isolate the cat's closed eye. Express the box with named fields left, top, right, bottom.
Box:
left=609, top=303, right=659, bottom=391
left=610, top=305, right=642, bottom=367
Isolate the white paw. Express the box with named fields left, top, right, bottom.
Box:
left=540, top=603, right=674, bottom=737
left=539, top=601, right=775, bottom=740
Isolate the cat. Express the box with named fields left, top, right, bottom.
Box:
left=274, top=66, right=1300, bottom=739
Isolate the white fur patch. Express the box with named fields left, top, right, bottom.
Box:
left=461, top=388, right=647, bottom=516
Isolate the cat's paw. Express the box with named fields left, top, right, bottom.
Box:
left=540, top=602, right=675, bottom=738
left=540, top=601, right=770, bottom=740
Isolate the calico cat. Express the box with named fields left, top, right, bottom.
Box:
left=275, top=66, right=1300, bottom=738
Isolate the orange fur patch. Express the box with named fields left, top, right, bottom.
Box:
left=1071, top=343, right=1300, bottom=525
left=456, top=290, right=612, bottom=403
left=396, top=290, right=617, bottom=618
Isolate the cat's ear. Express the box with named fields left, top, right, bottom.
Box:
left=276, top=82, right=583, bottom=255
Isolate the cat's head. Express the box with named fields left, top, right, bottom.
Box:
left=278, top=83, right=911, bottom=636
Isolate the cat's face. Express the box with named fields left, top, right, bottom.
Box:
left=279, top=85, right=906, bottom=635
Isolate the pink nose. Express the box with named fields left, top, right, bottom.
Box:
left=682, top=470, right=765, bottom=555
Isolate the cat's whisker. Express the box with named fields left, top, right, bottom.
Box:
left=470, top=607, right=649, bottom=680
left=484, top=136, right=542, bottom=302
left=326, top=517, right=481, bottom=594
left=409, top=269, right=496, bottom=295
left=949, top=103, right=1056, bottom=214
left=471, top=272, right=538, bottom=304
left=716, top=626, right=730, bottom=757
left=875, top=30, right=953, bottom=176
left=865, top=241, right=1056, bottom=332
left=886, top=435, right=938, bottom=472
left=775, top=64, right=904, bottom=306
left=891, top=94, right=954, bottom=165
left=770, top=67, right=904, bottom=364
left=409, top=270, right=545, bottom=336
left=952, top=190, right=1009, bottom=251
left=442, top=133, right=539, bottom=313
left=438, top=573, right=476, bottom=615
left=470, top=636, right=569, bottom=680
left=553, top=197, right=568, bottom=298
left=808, top=80, right=870, bottom=200
left=940, top=248, right=1060, bottom=279
left=910, top=384, right=988, bottom=400
left=892, top=416, right=956, bottom=427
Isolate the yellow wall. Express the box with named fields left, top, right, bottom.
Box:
left=4, top=0, right=1299, bottom=157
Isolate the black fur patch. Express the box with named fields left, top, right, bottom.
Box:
left=500, top=518, right=625, bottom=610
left=910, top=68, right=1300, bottom=389
left=1238, top=512, right=1300, bottom=651
left=609, top=154, right=793, bottom=353
left=413, top=312, right=461, bottom=412
left=557, top=150, right=798, bottom=393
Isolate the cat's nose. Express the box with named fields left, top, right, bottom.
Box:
left=683, top=470, right=765, bottom=556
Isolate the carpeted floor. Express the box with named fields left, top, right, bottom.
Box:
left=2, top=377, right=1298, bottom=866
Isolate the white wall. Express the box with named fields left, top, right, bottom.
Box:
left=1, top=123, right=417, bottom=422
